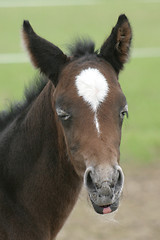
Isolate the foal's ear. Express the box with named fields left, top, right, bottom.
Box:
left=99, top=14, right=132, bottom=74
left=22, top=21, right=68, bottom=86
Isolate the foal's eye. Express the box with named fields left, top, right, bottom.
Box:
left=56, top=108, right=71, bottom=121
left=120, top=105, right=128, bottom=120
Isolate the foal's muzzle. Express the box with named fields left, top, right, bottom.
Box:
left=84, top=165, right=124, bottom=214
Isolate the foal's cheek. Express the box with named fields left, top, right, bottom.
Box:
left=69, top=151, right=87, bottom=177
left=61, top=131, right=86, bottom=176
left=74, top=161, right=86, bottom=178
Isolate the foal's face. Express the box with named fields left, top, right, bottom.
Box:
left=23, top=14, right=132, bottom=214
left=54, top=58, right=128, bottom=214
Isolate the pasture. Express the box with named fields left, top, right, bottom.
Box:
left=0, top=0, right=159, bottom=239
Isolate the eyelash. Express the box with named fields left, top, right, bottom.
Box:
left=120, top=110, right=128, bottom=119
left=56, top=108, right=71, bottom=121
left=120, top=104, right=128, bottom=120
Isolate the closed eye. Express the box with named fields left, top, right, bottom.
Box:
left=56, top=108, right=71, bottom=121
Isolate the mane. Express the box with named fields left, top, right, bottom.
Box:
left=0, top=75, right=47, bottom=132
left=68, top=38, right=96, bottom=57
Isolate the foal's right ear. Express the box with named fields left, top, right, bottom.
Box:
left=22, top=21, right=68, bottom=86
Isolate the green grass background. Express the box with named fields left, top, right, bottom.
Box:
left=0, top=0, right=160, bottom=164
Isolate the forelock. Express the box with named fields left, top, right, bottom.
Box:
left=68, top=38, right=96, bottom=58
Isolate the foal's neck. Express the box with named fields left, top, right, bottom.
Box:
left=20, top=81, right=82, bottom=239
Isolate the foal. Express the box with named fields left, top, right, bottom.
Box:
left=0, top=15, right=132, bottom=239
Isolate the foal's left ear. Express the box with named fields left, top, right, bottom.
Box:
left=22, top=21, right=68, bottom=86
left=99, top=14, right=132, bottom=74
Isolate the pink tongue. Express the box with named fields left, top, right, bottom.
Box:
left=103, top=206, right=112, bottom=214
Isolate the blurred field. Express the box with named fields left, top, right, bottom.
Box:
left=0, top=0, right=160, bottom=239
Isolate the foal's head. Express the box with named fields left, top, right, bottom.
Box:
left=22, top=14, right=132, bottom=215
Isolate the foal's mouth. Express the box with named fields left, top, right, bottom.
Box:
left=90, top=198, right=119, bottom=215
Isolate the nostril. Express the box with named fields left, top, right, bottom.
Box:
left=115, top=166, right=124, bottom=191
left=86, top=171, right=95, bottom=190
left=85, top=169, right=96, bottom=191
left=117, top=170, right=122, bottom=185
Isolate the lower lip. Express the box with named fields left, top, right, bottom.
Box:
left=91, top=199, right=119, bottom=215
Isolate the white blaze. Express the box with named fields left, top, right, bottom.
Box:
left=75, top=68, right=109, bottom=133
left=94, top=113, right=100, bottom=133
